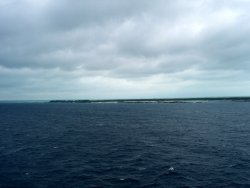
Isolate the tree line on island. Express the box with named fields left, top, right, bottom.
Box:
left=49, top=97, right=250, bottom=103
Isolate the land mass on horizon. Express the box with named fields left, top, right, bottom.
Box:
left=49, top=97, right=250, bottom=104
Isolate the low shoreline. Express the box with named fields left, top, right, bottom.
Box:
left=49, top=97, right=250, bottom=104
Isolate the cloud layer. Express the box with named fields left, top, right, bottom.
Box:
left=1, top=0, right=250, bottom=99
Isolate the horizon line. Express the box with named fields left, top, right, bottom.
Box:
left=1, top=96, right=250, bottom=102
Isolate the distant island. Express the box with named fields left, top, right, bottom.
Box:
left=49, top=97, right=250, bottom=104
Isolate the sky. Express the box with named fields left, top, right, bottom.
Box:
left=0, top=0, right=250, bottom=100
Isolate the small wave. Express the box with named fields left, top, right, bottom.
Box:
left=138, top=167, right=147, bottom=171
left=168, top=166, right=174, bottom=172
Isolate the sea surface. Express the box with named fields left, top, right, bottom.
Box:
left=0, top=102, right=250, bottom=187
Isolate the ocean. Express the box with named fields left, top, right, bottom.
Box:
left=0, top=102, right=250, bottom=187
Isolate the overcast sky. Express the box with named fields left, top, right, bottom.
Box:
left=0, top=0, right=250, bottom=100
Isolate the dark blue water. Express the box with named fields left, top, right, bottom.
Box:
left=1, top=102, right=250, bottom=187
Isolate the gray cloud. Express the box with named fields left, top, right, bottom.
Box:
left=0, top=0, right=250, bottom=99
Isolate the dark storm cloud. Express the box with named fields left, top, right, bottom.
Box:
left=0, top=0, right=250, bottom=99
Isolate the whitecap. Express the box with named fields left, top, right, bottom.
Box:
left=168, top=167, right=174, bottom=171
